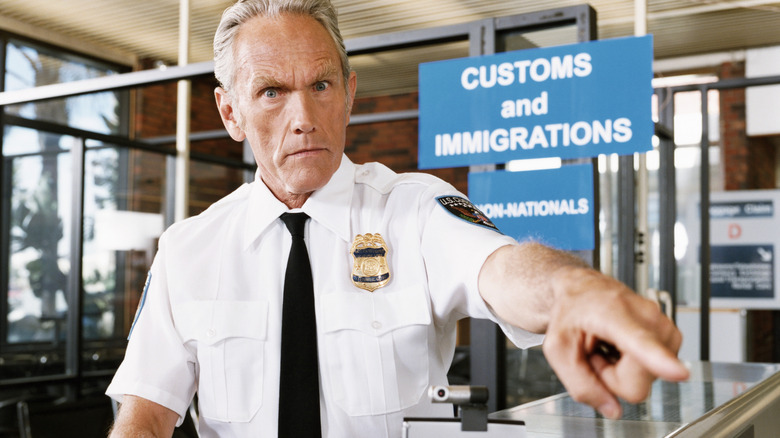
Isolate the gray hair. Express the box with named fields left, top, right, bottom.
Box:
left=214, top=0, right=351, bottom=93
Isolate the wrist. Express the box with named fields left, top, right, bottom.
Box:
left=550, top=264, right=597, bottom=300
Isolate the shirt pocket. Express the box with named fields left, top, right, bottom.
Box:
left=320, top=285, right=431, bottom=416
left=177, top=300, right=268, bottom=422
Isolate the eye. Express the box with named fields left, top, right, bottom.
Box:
left=314, top=81, right=329, bottom=92
left=263, top=88, right=279, bottom=98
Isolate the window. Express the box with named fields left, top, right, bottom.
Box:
left=1, top=38, right=128, bottom=380
left=5, top=39, right=122, bottom=134
left=1, top=36, right=250, bottom=384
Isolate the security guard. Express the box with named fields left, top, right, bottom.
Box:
left=107, top=1, right=688, bottom=437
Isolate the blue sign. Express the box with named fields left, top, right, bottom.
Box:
left=711, top=245, right=774, bottom=299
left=468, top=164, right=595, bottom=250
left=419, top=36, right=653, bottom=169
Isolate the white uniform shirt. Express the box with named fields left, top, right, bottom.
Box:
left=106, top=155, right=543, bottom=437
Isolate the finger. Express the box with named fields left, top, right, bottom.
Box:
left=592, top=352, right=656, bottom=403
left=587, top=337, right=654, bottom=405
left=610, top=326, right=689, bottom=383
left=586, top=320, right=687, bottom=405
left=543, top=331, right=622, bottom=419
left=586, top=296, right=689, bottom=382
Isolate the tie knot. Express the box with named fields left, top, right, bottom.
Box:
left=280, top=212, right=309, bottom=238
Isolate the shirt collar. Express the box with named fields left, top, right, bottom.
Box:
left=301, top=154, right=354, bottom=243
left=243, top=154, right=355, bottom=250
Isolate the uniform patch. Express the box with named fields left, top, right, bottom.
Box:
left=127, top=271, right=152, bottom=340
left=350, top=233, right=391, bottom=292
left=436, top=196, right=500, bottom=232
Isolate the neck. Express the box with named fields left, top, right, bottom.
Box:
left=280, top=192, right=311, bottom=210
left=265, top=183, right=312, bottom=209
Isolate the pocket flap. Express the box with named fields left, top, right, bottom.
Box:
left=176, top=300, right=268, bottom=346
left=320, top=285, right=431, bottom=336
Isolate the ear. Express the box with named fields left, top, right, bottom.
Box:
left=215, top=87, right=247, bottom=142
left=345, top=71, right=357, bottom=125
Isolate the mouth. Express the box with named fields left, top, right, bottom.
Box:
left=287, top=148, right=327, bottom=159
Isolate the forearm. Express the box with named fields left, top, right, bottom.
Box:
left=109, top=423, right=165, bottom=438
left=477, top=241, right=591, bottom=334
left=108, top=396, right=178, bottom=438
left=479, top=242, right=688, bottom=420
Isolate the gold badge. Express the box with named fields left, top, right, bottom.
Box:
left=350, top=233, right=390, bottom=292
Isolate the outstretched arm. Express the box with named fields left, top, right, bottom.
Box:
left=478, top=242, right=689, bottom=419
left=109, top=395, right=179, bottom=438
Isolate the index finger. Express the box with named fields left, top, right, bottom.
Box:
left=618, top=330, right=689, bottom=381
left=595, top=299, right=689, bottom=382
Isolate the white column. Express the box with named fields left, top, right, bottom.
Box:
left=635, top=0, right=650, bottom=295
left=175, top=0, right=192, bottom=222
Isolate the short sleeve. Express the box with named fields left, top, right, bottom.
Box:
left=419, top=183, right=544, bottom=349
left=105, top=232, right=197, bottom=425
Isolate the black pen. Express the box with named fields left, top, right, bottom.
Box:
left=592, top=339, right=622, bottom=364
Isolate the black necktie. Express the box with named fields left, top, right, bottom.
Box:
left=278, top=212, right=321, bottom=437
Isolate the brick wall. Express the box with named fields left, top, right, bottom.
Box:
left=132, top=76, right=470, bottom=218
left=347, top=91, right=469, bottom=194
left=131, top=63, right=245, bottom=217
left=719, top=61, right=778, bottom=191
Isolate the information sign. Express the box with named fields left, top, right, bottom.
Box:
left=419, top=36, right=654, bottom=169
left=467, top=164, right=595, bottom=251
left=688, top=190, right=780, bottom=309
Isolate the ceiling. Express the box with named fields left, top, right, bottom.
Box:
left=1, top=0, right=779, bottom=98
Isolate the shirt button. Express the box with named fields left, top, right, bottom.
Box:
left=371, top=321, right=382, bottom=330
left=207, top=329, right=216, bottom=337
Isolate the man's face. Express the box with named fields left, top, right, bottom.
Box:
left=215, top=13, right=356, bottom=207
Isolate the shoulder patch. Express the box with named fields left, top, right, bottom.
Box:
left=436, top=196, right=501, bottom=232
left=127, top=271, right=152, bottom=340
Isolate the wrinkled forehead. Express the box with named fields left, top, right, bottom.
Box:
left=232, top=13, right=344, bottom=85
left=245, top=58, right=340, bottom=91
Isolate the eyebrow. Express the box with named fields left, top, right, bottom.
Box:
left=313, top=62, right=339, bottom=84
left=248, top=61, right=340, bottom=92
left=249, top=75, right=284, bottom=92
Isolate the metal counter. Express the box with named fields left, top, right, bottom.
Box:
left=490, top=361, right=780, bottom=437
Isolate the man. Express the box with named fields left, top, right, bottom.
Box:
left=107, top=0, right=688, bottom=437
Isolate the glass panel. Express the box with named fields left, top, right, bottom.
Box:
left=506, top=346, right=565, bottom=407
left=3, top=129, right=73, bottom=378
left=81, top=145, right=167, bottom=372
left=2, top=125, right=74, bottom=156
left=349, top=40, right=469, bottom=99
left=498, top=25, right=579, bottom=52
left=83, top=147, right=121, bottom=342
left=647, top=147, right=661, bottom=291
left=598, top=153, right=620, bottom=276
left=672, top=90, right=722, bottom=307
left=2, top=41, right=128, bottom=382
left=189, top=160, right=246, bottom=216
left=4, top=40, right=121, bottom=134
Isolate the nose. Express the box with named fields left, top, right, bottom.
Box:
left=289, top=91, right=316, bottom=134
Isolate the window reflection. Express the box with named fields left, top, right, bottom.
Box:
left=5, top=130, right=73, bottom=347
left=4, top=40, right=121, bottom=134
left=0, top=33, right=249, bottom=384
left=82, top=146, right=166, bottom=343
left=189, top=159, right=245, bottom=215
left=2, top=39, right=124, bottom=379
left=83, top=147, right=122, bottom=341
